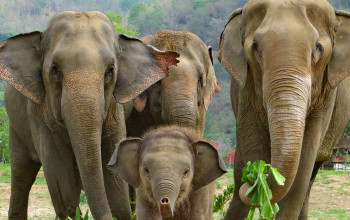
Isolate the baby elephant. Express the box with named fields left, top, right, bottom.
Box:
left=108, top=126, right=227, bottom=220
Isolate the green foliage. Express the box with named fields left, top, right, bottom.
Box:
left=80, top=191, right=87, bottom=205
left=106, top=12, right=138, bottom=37
left=120, top=0, right=140, bottom=11
left=213, top=184, right=234, bottom=219
left=242, top=160, right=285, bottom=220
left=128, top=2, right=165, bottom=36
left=193, top=0, right=209, bottom=10
left=0, top=107, right=9, bottom=163
left=0, top=163, right=10, bottom=183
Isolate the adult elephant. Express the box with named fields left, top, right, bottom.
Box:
left=125, top=30, right=220, bottom=137
left=123, top=30, right=220, bottom=218
left=0, top=11, right=178, bottom=220
left=219, top=1, right=350, bottom=219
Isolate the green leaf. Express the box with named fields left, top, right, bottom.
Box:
left=245, top=181, right=257, bottom=196
left=245, top=207, right=255, bottom=220
left=250, top=187, right=259, bottom=206
left=241, top=160, right=285, bottom=220
left=269, top=167, right=285, bottom=185
left=271, top=203, right=280, bottom=215
left=75, top=207, right=80, bottom=220
left=83, top=209, right=90, bottom=220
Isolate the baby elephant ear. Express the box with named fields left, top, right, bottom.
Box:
left=192, top=140, right=227, bottom=191
left=107, top=138, right=141, bottom=188
left=114, top=34, right=179, bottom=104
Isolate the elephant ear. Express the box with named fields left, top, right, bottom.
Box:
left=192, top=140, right=227, bottom=191
left=328, top=10, right=350, bottom=88
left=218, top=8, right=247, bottom=89
left=203, top=46, right=220, bottom=111
left=107, top=138, right=141, bottom=188
left=114, top=34, right=179, bottom=103
left=0, top=31, right=44, bottom=104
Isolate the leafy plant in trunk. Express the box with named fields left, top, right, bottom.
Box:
left=242, top=160, right=285, bottom=220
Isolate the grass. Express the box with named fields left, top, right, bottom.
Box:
left=0, top=163, right=10, bottom=183
left=0, top=163, right=47, bottom=185
left=0, top=165, right=349, bottom=220
left=309, top=208, right=350, bottom=220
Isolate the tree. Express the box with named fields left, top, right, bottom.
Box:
left=128, top=2, right=165, bottom=35
left=106, top=12, right=138, bottom=36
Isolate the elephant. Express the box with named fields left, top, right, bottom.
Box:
left=218, top=0, right=350, bottom=219
left=107, top=125, right=227, bottom=220
left=124, top=30, right=220, bottom=137
left=0, top=11, right=178, bottom=220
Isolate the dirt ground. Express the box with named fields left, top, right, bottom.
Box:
left=0, top=170, right=349, bottom=219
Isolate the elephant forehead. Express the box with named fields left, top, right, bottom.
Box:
left=142, top=137, right=192, bottom=155
left=50, top=11, right=111, bottom=27
left=244, top=0, right=335, bottom=21
left=44, top=11, right=115, bottom=51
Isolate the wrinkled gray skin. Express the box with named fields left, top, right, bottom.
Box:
left=219, top=0, right=350, bottom=219
left=108, top=126, right=227, bottom=220
left=0, top=11, right=178, bottom=220
left=124, top=30, right=220, bottom=137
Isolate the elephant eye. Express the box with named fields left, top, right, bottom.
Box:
left=252, top=40, right=258, bottom=50
left=144, top=166, right=150, bottom=177
left=183, top=168, right=190, bottom=177
left=105, top=66, right=115, bottom=85
left=51, top=64, right=62, bottom=82
left=252, top=40, right=262, bottom=59
left=315, top=42, right=323, bottom=52
left=312, top=42, right=323, bottom=64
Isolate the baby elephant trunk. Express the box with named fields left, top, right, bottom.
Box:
left=153, top=177, right=179, bottom=219
left=159, top=197, right=173, bottom=219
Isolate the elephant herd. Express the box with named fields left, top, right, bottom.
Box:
left=1, top=0, right=350, bottom=220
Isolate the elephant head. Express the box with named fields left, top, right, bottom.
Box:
left=107, top=126, right=227, bottom=219
left=219, top=1, right=350, bottom=205
left=0, top=11, right=178, bottom=219
left=132, top=30, right=220, bottom=135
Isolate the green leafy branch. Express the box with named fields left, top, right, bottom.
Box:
left=242, top=160, right=285, bottom=220
left=213, top=184, right=234, bottom=213
left=213, top=184, right=234, bottom=220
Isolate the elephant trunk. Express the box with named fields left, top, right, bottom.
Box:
left=62, top=78, right=112, bottom=219
left=240, top=67, right=311, bottom=205
left=152, top=176, right=180, bottom=219
left=162, top=84, right=198, bottom=130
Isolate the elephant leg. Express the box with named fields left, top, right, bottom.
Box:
left=40, top=134, right=81, bottom=219
left=8, top=126, right=41, bottom=220
left=225, top=86, right=269, bottom=220
left=101, top=156, right=131, bottom=220
left=298, top=161, right=322, bottom=220
left=102, top=103, right=132, bottom=219
left=189, top=183, right=214, bottom=220
left=224, top=154, right=250, bottom=220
